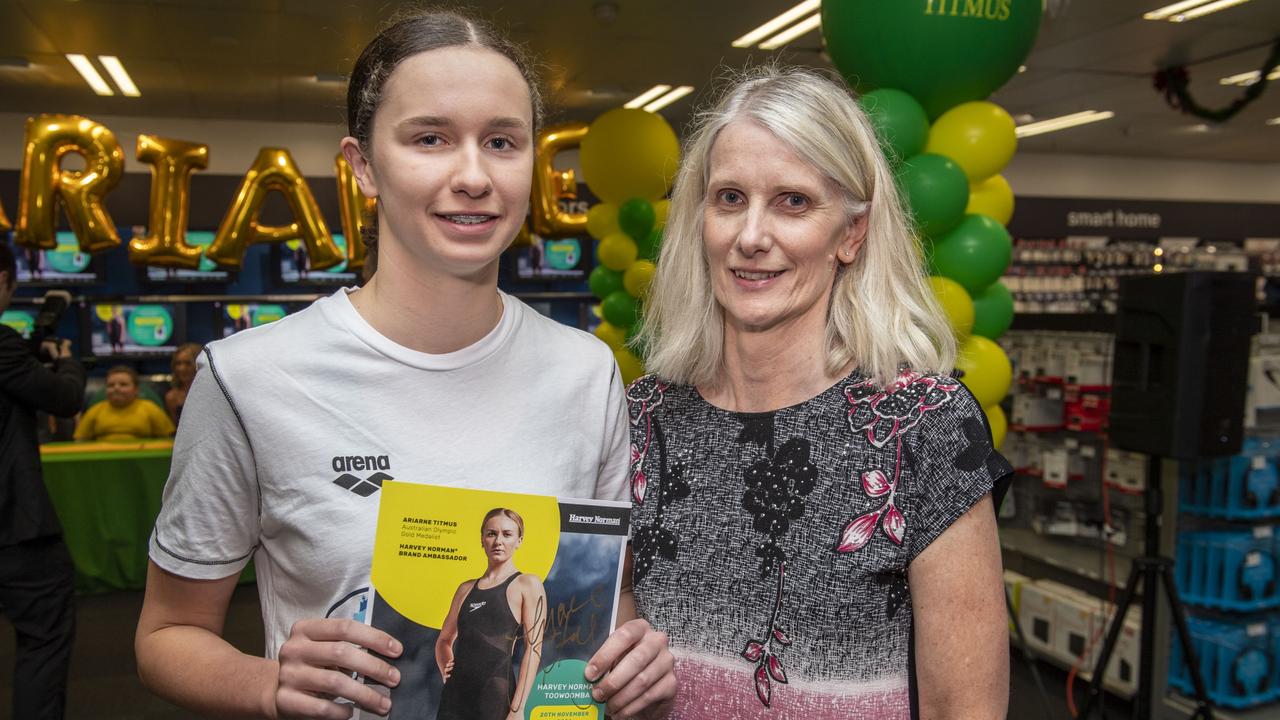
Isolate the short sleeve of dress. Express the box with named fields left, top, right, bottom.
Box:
left=902, top=376, right=1012, bottom=562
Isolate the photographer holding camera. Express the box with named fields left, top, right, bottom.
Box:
left=0, top=243, right=85, bottom=719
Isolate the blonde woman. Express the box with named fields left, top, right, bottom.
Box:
left=626, top=66, right=1011, bottom=719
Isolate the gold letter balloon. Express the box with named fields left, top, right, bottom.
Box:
left=530, top=122, right=589, bottom=237
left=15, top=115, right=125, bottom=253
left=129, top=135, right=209, bottom=268
left=335, top=152, right=375, bottom=271
left=206, top=147, right=342, bottom=270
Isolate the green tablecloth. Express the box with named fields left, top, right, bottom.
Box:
left=40, top=442, right=254, bottom=594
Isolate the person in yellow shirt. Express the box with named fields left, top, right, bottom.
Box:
left=74, top=366, right=175, bottom=441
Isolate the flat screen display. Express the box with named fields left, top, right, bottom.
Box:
left=144, top=231, right=231, bottom=282
left=510, top=237, right=588, bottom=281
left=0, top=309, right=35, bottom=339
left=215, top=301, right=309, bottom=338
left=277, top=234, right=357, bottom=285
left=11, top=233, right=102, bottom=285
left=87, top=302, right=185, bottom=358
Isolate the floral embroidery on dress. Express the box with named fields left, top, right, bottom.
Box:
left=844, top=370, right=958, bottom=449
left=837, top=370, right=958, bottom=553
left=627, top=377, right=693, bottom=585
left=740, top=562, right=792, bottom=708
left=627, top=377, right=667, bottom=505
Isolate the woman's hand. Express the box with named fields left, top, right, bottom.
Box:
left=274, top=617, right=402, bottom=719
left=442, top=659, right=454, bottom=682
left=585, top=618, right=676, bottom=719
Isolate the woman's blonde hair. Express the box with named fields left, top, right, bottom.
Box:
left=637, top=65, right=955, bottom=388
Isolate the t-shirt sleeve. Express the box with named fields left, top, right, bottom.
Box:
left=74, top=403, right=99, bottom=441
left=149, top=348, right=260, bottom=579
left=596, top=361, right=630, bottom=503
left=903, top=378, right=1012, bottom=562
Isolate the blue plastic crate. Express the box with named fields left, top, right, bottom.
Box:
left=1169, top=615, right=1277, bottom=709
left=1176, top=530, right=1279, bottom=611
left=1180, top=437, right=1280, bottom=520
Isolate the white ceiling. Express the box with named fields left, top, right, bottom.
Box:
left=1, top=0, right=1279, bottom=162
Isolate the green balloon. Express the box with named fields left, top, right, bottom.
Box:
left=625, top=318, right=649, bottom=359
left=823, top=0, right=1042, bottom=119
left=618, top=198, right=656, bottom=241
left=589, top=266, right=625, bottom=300
left=971, top=280, right=1014, bottom=339
left=860, top=88, right=930, bottom=163
left=899, top=153, right=969, bottom=239
left=602, top=291, right=638, bottom=329
left=638, top=227, right=662, bottom=261
left=931, top=214, right=1012, bottom=295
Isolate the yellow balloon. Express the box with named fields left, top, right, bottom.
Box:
left=925, top=101, right=1017, bottom=184
left=598, top=232, right=638, bottom=272
left=225, top=304, right=244, bottom=321
left=580, top=108, right=680, bottom=204
left=966, top=174, right=1014, bottom=226
left=587, top=202, right=620, bottom=241
left=985, top=403, right=1007, bottom=450
left=614, top=347, right=646, bottom=385
left=594, top=321, right=627, bottom=351
left=652, top=199, right=670, bottom=230
left=591, top=303, right=603, bottom=319
left=928, top=275, right=974, bottom=339
left=129, top=134, right=209, bottom=269
left=623, top=260, right=657, bottom=297
left=955, top=335, right=1012, bottom=408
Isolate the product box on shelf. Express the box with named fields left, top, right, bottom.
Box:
left=1176, top=527, right=1279, bottom=612
left=1169, top=615, right=1277, bottom=710
left=1180, top=437, right=1280, bottom=519
left=1005, top=569, right=1030, bottom=633
left=1105, top=449, right=1147, bottom=495
left=1017, top=582, right=1059, bottom=659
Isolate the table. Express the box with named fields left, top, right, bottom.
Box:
left=40, top=441, right=253, bottom=594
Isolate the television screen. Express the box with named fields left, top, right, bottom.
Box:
left=144, top=231, right=231, bottom=282
left=11, top=232, right=102, bottom=285
left=86, top=302, right=185, bottom=358
left=215, top=301, right=308, bottom=338
left=278, top=234, right=357, bottom=285
left=511, top=237, right=588, bottom=281
left=1, top=309, right=35, bottom=339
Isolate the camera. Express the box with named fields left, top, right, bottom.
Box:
left=29, top=290, right=71, bottom=361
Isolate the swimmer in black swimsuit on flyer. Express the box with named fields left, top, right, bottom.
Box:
left=436, top=509, right=546, bottom=720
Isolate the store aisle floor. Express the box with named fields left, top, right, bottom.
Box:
left=0, top=586, right=1126, bottom=718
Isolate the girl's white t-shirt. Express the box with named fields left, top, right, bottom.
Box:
left=149, top=288, right=629, bottom=658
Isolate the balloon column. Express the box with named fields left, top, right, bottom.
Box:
left=824, top=0, right=1042, bottom=448
left=580, top=108, right=680, bottom=384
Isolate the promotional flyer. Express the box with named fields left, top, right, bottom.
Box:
left=365, top=481, right=629, bottom=720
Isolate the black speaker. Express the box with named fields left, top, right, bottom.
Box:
left=1109, top=271, right=1259, bottom=459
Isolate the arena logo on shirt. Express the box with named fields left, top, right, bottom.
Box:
left=331, top=454, right=393, bottom=497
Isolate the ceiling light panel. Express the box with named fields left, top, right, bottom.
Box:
left=99, top=56, right=140, bottom=97
left=732, top=0, right=820, bottom=48
left=758, top=13, right=821, bottom=50
left=1015, top=111, right=1115, bottom=138
left=644, top=86, right=694, bottom=113
left=625, top=85, right=672, bottom=109
left=1144, top=0, right=1216, bottom=20
left=66, top=54, right=112, bottom=96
